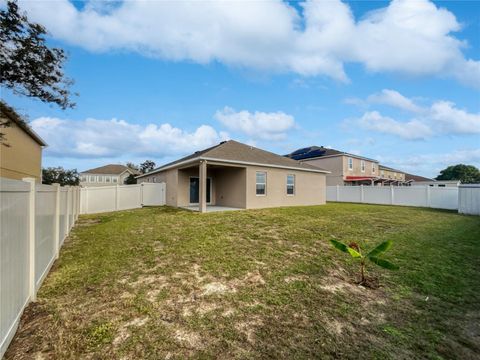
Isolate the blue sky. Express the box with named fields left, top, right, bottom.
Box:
left=2, top=0, right=479, bottom=177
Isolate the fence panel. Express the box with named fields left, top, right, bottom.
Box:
left=364, top=186, right=391, bottom=205
left=394, top=187, right=427, bottom=207
left=142, top=183, right=166, bottom=206
left=118, top=185, right=142, bottom=210
left=1, top=178, right=79, bottom=358
left=0, top=179, right=30, bottom=358
left=80, top=183, right=166, bottom=214
left=326, top=185, right=467, bottom=211
left=338, top=186, right=361, bottom=203
left=430, top=187, right=458, bottom=210
left=34, top=185, right=56, bottom=288
left=458, top=185, right=480, bottom=215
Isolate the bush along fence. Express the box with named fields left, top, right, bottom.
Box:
left=80, top=182, right=166, bottom=214
left=0, top=177, right=80, bottom=358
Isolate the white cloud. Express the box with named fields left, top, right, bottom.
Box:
left=357, top=111, right=433, bottom=140
left=367, top=89, right=423, bottom=113
left=16, top=0, right=480, bottom=87
left=214, top=106, right=296, bottom=140
left=31, top=117, right=229, bottom=159
left=353, top=90, right=480, bottom=139
left=377, top=149, right=480, bottom=177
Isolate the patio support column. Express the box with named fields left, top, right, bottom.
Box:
left=199, top=160, right=207, bottom=213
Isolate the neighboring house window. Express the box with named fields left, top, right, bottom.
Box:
left=361, top=160, right=365, bottom=173
left=106, top=176, right=111, bottom=183
left=372, top=163, right=376, bottom=173
left=89, top=175, right=95, bottom=182
left=112, top=177, right=118, bottom=183
left=286, top=174, right=295, bottom=195
left=256, top=171, right=266, bottom=196
left=80, top=175, right=87, bottom=182
left=381, top=170, right=384, bottom=177
left=153, top=177, right=157, bottom=183
left=98, top=176, right=103, bottom=182
left=348, top=158, right=353, bottom=171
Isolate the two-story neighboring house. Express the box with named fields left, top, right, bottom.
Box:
left=0, top=102, right=47, bottom=182
left=286, top=146, right=380, bottom=186
left=379, top=165, right=406, bottom=184
left=79, top=164, right=139, bottom=187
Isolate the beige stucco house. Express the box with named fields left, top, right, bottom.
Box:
left=136, top=140, right=329, bottom=212
left=378, top=165, right=406, bottom=184
left=80, top=164, right=139, bottom=187
left=286, top=146, right=380, bottom=186
left=0, top=102, right=46, bottom=182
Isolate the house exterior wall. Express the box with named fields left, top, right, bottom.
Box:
left=302, top=156, right=344, bottom=186
left=80, top=171, right=133, bottom=187
left=302, top=155, right=378, bottom=186
left=245, top=165, right=326, bottom=209
left=0, top=120, right=42, bottom=181
left=213, top=167, right=247, bottom=208
left=379, top=168, right=405, bottom=181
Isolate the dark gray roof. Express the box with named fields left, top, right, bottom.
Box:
left=404, top=173, right=434, bottom=182
left=137, top=140, right=328, bottom=177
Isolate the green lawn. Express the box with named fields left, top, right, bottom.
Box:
left=6, top=204, right=480, bottom=359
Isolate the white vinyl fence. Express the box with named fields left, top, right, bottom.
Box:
left=1, top=178, right=80, bottom=358
left=327, top=185, right=459, bottom=210
left=458, top=185, right=480, bottom=215
left=80, top=182, right=165, bottom=214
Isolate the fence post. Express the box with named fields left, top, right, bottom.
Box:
left=53, top=183, right=61, bottom=259
left=360, top=185, right=364, bottom=203
left=65, top=186, right=71, bottom=235
left=426, top=185, right=431, bottom=208
left=336, top=185, right=340, bottom=202
left=390, top=185, right=394, bottom=205
left=115, top=184, right=120, bottom=210
left=23, top=177, right=37, bottom=301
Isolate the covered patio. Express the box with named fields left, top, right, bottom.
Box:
left=177, top=160, right=247, bottom=213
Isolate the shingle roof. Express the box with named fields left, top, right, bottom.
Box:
left=404, top=173, right=434, bottom=182
left=285, top=146, right=378, bottom=162
left=137, top=140, right=328, bottom=178
left=379, top=164, right=404, bottom=173
left=81, top=164, right=139, bottom=175
left=0, top=101, right=47, bottom=146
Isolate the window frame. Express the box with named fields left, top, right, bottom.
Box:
left=286, top=174, right=295, bottom=196
left=255, top=171, right=267, bottom=196
left=372, top=163, right=376, bottom=173
left=89, top=175, right=95, bottom=182
left=112, top=177, right=118, bottom=183
left=361, top=160, right=365, bottom=173
left=348, top=157, right=353, bottom=171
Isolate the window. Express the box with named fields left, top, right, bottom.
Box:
left=256, top=171, right=266, bottom=195
left=80, top=175, right=87, bottom=182
left=381, top=170, right=384, bottom=177
left=112, top=177, right=118, bottom=183
left=106, top=176, right=111, bottom=183
left=372, top=163, right=376, bottom=173
left=89, top=175, right=95, bottom=182
left=98, top=176, right=103, bottom=182
left=153, top=177, right=157, bottom=183
left=361, top=160, right=365, bottom=173
left=348, top=157, right=353, bottom=171
left=286, top=174, right=295, bottom=195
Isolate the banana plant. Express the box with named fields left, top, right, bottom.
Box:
left=330, top=239, right=399, bottom=285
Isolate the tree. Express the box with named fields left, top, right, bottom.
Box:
left=436, top=164, right=480, bottom=184
left=42, top=167, right=79, bottom=186
left=124, top=173, right=137, bottom=185
left=126, top=162, right=139, bottom=172
left=1, top=1, right=75, bottom=109
left=140, top=160, right=156, bottom=174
